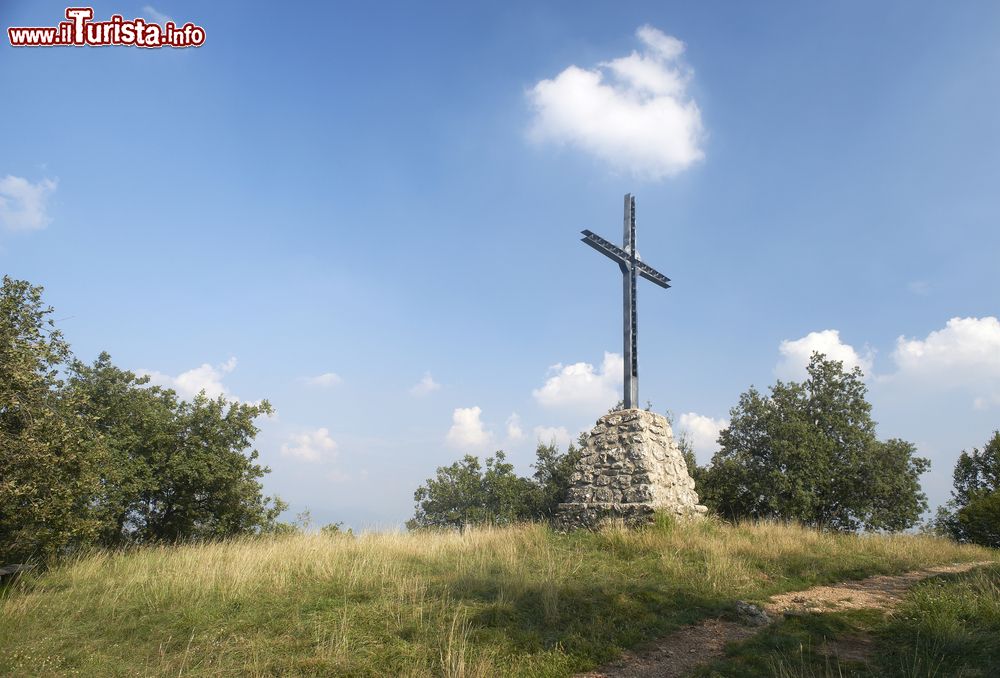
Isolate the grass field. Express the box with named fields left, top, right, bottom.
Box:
left=696, top=563, right=1000, bottom=677
left=0, top=518, right=994, bottom=677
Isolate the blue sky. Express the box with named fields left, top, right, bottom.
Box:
left=3, top=1, right=999, bottom=528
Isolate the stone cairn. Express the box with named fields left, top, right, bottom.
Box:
left=555, top=409, right=707, bottom=529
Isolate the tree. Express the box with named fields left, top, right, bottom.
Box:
left=407, top=451, right=537, bottom=529
left=530, top=440, right=581, bottom=518
left=0, top=276, right=286, bottom=562
left=407, top=439, right=587, bottom=530
left=936, top=432, right=1000, bottom=547
left=699, top=353, right=929, bottom=531
left=66, top=354, right=286, bottom=544
left=0, top=277, right=106, bottom=562
left=955, top=492, right=1000, bottom=548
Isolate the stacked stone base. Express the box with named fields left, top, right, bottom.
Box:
left=554, top=409, right=707, bottom=531
left=553, top=502, right=655, bottom=530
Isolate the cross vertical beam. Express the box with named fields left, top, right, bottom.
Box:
left=621, top=195, right=638, bottom=409
left=580, top=194, right=671, bottom=411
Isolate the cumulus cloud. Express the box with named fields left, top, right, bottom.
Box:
left=527, top=25, right=704, bottom=179
left=0, top=175, right=57, bottom=231
left=890, top=317, right=1000, bottom=407
left=775, top=330, right=872, bottom=381
left=506, top=412, right=524, bottom=440
left=281, top=427, right=337, bottom=462
left=138, top=357, right=238, bottom=400
left=446, top=406, right=492, bottom=449
left=534, top=425, right=572, bottom=448
left=533, top=352, right=622, bottom=413
left=410, top=372, right=441, bottom=397
left=893, top=317, right=1000, bottom=376
left=304, top=372, right=342, bottom=387
left=678, top=412, right=728, bottom=460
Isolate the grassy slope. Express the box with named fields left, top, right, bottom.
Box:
left=0, top=519, right=994, bottom=677
left=697, top=563, right=1000, bottom=677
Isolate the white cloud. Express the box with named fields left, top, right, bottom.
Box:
left=678, top=412, right=728, bottom=459
left=527, top=25, right=704, bottom=179
left=281, top=427, right=337, bottom=462
left=446, top=406, right=492, bottom=449
left=0, top=175, right=57, bottom=231
left=890, top=317, right=1000, bottom=407
left=532, top=352, right=622, bottom=413
left=506, top=412, right=524, bottom=440
left=410, top=372, right=441, bottom=397
left=775, top=330, right=872, bottom=381
left=893, top=317, right=1000, bottom=376
left=304, top=372, right=342, bottom=387
left=138, top=356, right=238, bottom=400
left=142, top=5, right=173, bottom=24
left=534, top=425, right=572, bottom=448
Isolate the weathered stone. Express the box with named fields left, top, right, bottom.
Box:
left=554, top=409, right=707, bottom=530
left=735, top=601, right=771, bottom=627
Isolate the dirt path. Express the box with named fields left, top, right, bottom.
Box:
left=577, top=561, right=993, bottom=678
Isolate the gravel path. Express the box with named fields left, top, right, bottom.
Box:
left=577, top=561, right=993, bottom=678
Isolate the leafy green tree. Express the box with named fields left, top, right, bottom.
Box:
left=407, top=451, right=537, bottom=529
left=64, top=353, right=174, bottom=546
left=955, top=492, right=1000, bottom=548
left=950, top=432, right=1000, bottom=508
left=66, top=354, right=286, bottom=544
left=1, top=276, right=285, bottom=562
left=699, top=353, right=929, bottom=531
left=936, top=432, right=1000, bottom=546
left=530, top=440, right=581, bottom=518
left=0, top=277, right=106, bottom=562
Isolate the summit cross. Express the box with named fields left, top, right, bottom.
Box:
left=581, top=194, right=671, bottom=410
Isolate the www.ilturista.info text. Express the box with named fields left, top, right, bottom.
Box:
left=8, top=7, right=205, bottom=48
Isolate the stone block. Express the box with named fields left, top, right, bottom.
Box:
left=555, top=409, right=707, bottom=530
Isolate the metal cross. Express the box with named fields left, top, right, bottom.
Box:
left=581, top=194, right=671, bottom=410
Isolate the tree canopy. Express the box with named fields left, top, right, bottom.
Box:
left=697, top=353, right=929, bottom=531
left=407, top=442, right=581, bottom=530
left=0, top=276, right=284, bottom=563
left=936, top=431, right=1000, bottom=548
left=0, top=277, right=105, bottom=561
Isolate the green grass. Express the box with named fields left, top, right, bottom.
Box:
left=696, top=564, right=1000, bottom=678
left=878, top=564, right=1000, bottom=677
left=0, top=518, right=993, bottom=677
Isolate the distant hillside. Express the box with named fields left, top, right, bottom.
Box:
left=0, top=519, right=993, bottom=677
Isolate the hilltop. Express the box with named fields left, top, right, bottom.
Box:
left=1, top=518, right=995, bottom=676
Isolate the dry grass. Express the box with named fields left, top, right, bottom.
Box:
left=0, top=518, right=993, bottom=676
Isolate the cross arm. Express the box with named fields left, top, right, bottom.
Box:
left=635, top=262, right=671, bottom=289
left=580, top=230, right=672, bottom=289
left=581, top=229, right=628, bottom=265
